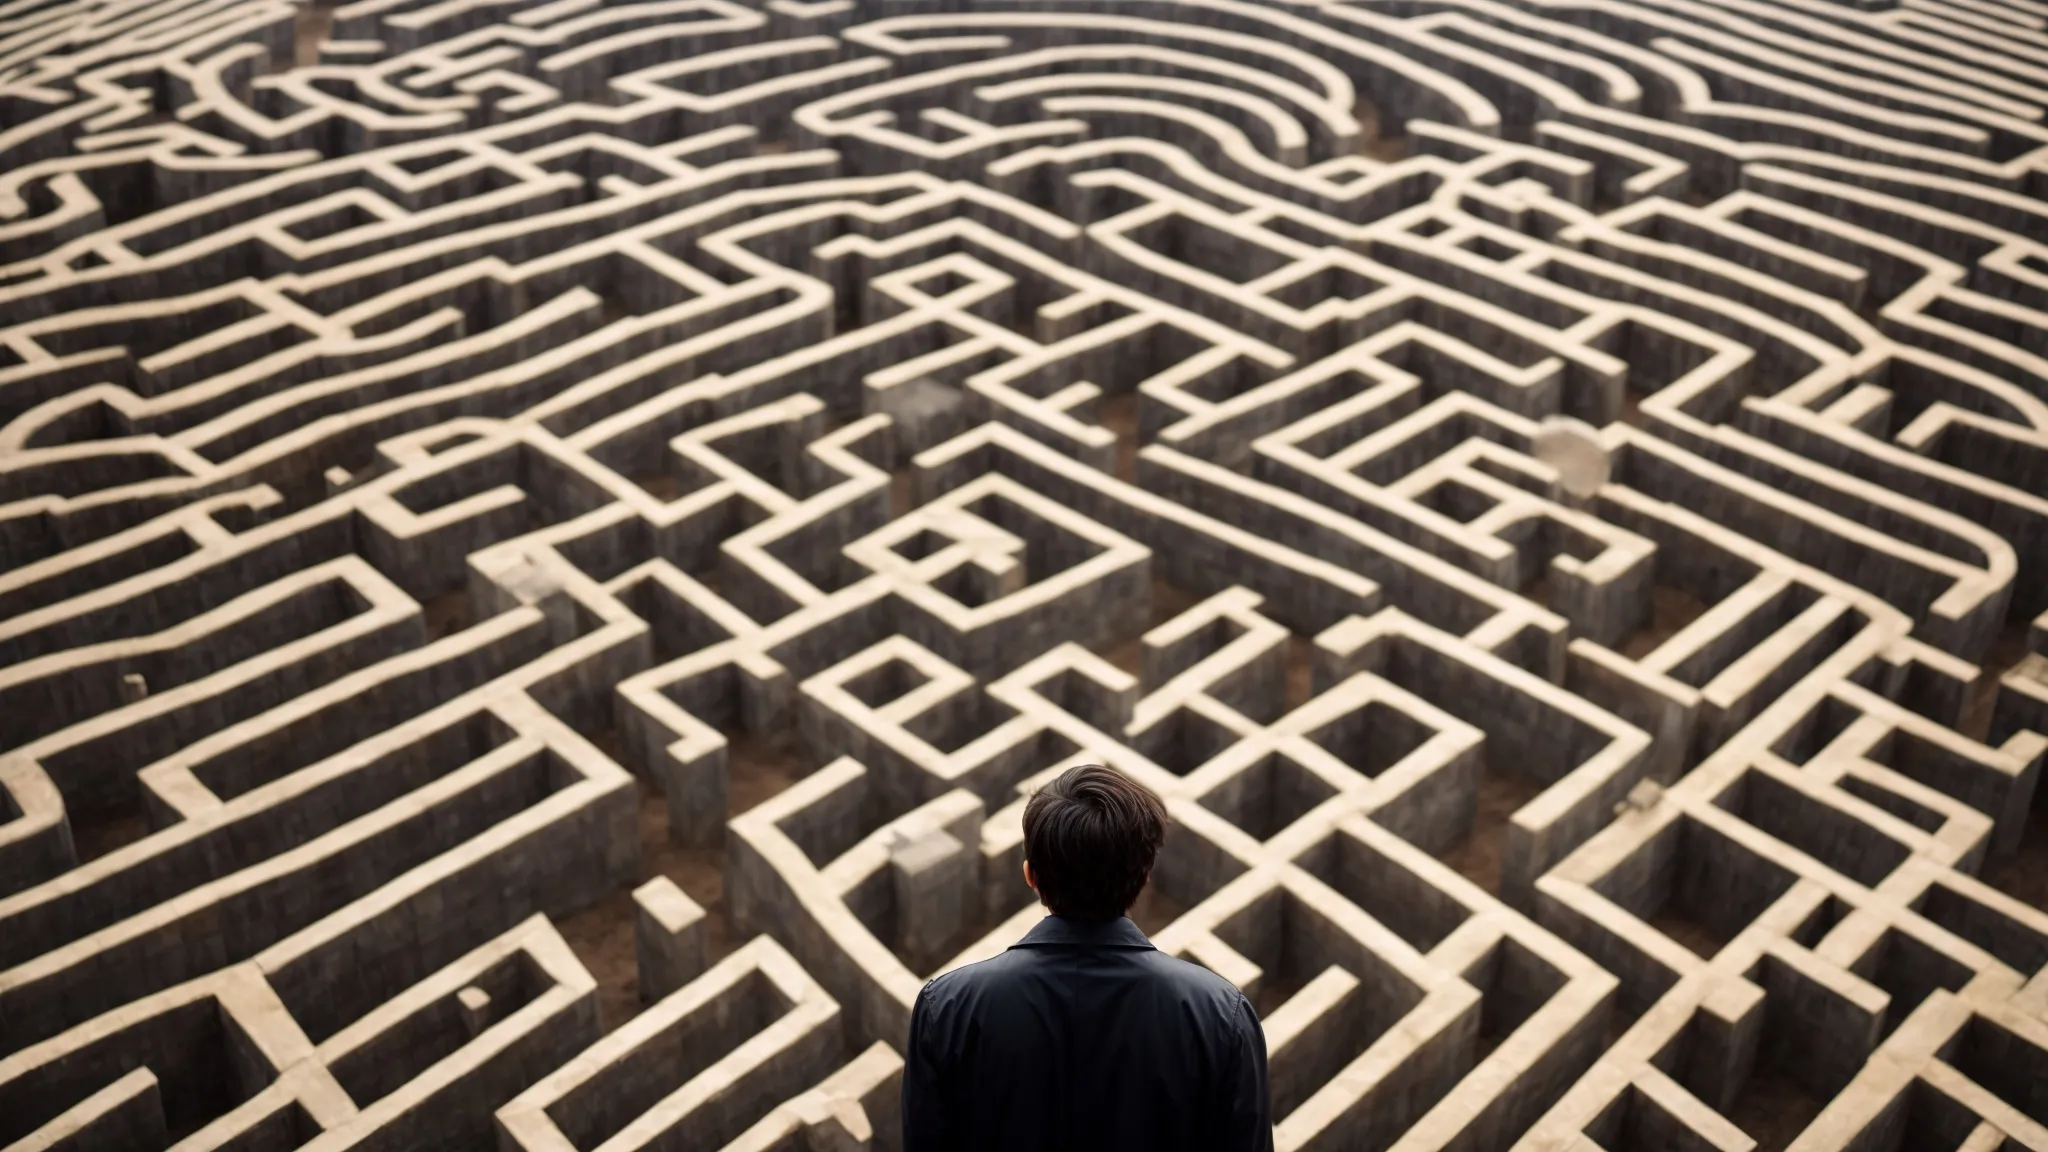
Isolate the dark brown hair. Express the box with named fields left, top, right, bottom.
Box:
left=1022, top=764, right=1167, bottom=921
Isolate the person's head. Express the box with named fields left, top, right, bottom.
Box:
left=1021, top=764, right=1167, bottom=921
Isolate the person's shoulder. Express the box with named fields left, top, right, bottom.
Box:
left=915, top=948, right=1032, bottom=1008
left=1139, top=948, right=1253, bottom=1009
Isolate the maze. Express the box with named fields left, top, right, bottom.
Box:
left=4, top=0, right=2048, bottom=1144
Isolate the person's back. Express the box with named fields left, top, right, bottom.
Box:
left=902, top=765, right=1272, bottom=1152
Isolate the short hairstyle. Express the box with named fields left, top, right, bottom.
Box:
left=1022, top=765, right=1167, bottom=921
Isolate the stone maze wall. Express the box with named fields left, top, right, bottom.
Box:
left=4, top=0, right=2048, bottom=1143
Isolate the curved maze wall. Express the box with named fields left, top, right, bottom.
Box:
left=4, top=0, right=2048, bottom=1146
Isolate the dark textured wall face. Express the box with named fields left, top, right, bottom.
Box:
left=1, top=0, right=2047, bottom=1147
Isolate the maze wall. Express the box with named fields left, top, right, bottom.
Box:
left=4, top=0, right=2048, bottom=1145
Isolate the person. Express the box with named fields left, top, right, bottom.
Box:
left=901, top=763, right=1273, bottom=1152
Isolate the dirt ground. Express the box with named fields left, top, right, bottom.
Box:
left=553, top=729, right=804, bottom=1032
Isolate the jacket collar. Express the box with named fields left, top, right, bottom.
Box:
left=1011, top=914, right=1155, bottom=950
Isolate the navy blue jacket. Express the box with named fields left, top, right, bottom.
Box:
left=902, top=914, right=1273, bottom=1152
